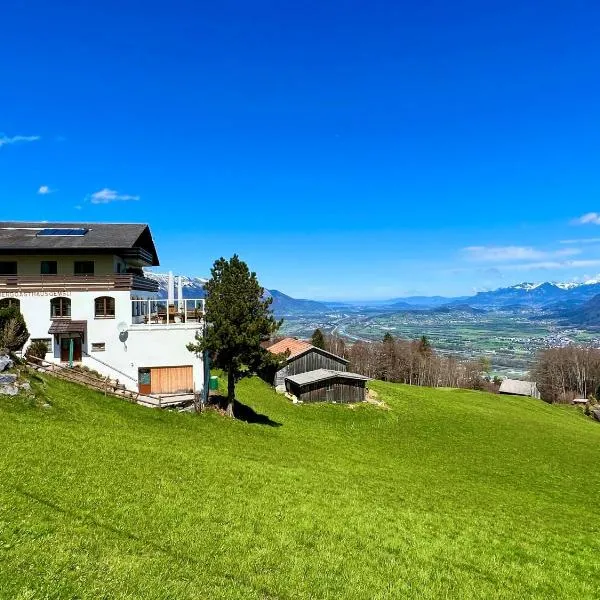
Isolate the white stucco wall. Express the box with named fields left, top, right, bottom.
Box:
left=6, top=290, right=205, bottom=395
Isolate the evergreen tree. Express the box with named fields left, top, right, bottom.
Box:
left=417, top=335, right=432, bottom=355
left=0, top=305, right=29, bottom=353
left=311, top=328, right=325, bottom=349
left=187, top=255, right=281, bottom=418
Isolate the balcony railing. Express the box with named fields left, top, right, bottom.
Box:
left=131, top=298, right=205, bottom=326
left=0, top=273, right=158, bottom=293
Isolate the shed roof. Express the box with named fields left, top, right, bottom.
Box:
left=267, top=337, right=349, bottom=364
left=48, top=320, right=87, bottom=334
left=285, top=369, right=369, bottom=387
left=0, top=221, right=159, bottom=265
left=499, top=378, right=539, bottom=396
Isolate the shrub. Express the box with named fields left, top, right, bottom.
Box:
left=25, top=340, right=49, bottom=362
left=0, top=307, right=29, bottom=353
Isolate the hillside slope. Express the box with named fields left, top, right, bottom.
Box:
left=1, top=374, right=599, bottom=598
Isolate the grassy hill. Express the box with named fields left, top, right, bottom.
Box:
left=1, top=373, right=599, bottom=599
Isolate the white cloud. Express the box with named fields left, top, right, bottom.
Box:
left=462, top=245, right=580, bottom=262
left=560, top=237, right=600, bottom=245
left=502, top=259, right=600, bottom=271
left=572, top=212, right=600, bottom=225
left=0, top=134, right=40, bottom=148
left=90, top=188, right=140, bottom=204
left=38, top=185, right=53, bottom=195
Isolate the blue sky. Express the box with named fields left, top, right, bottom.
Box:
left=2, top=0, right=600, bottom=300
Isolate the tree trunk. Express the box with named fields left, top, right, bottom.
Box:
left=226, top=368, right=235, bottom=418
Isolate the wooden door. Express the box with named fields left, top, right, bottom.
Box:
left=72, top=338, right=82, bottom=362
left=60, top=338, right=69, bottom=362
left=150, top=366, right=193, bottom=394
left=138, top=368, right=152, bottom=394
left=60, top=337, right=81, bottom=362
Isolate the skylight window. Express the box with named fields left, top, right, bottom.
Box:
left=37, top=228, right=89, bottom=237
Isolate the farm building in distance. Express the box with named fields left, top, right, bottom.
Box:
left=285, top=369, right=369, bottom=403
left=267, top=337, right=349, bottom=390
left=267, top=337, right=369, bottom=403
left=499, top=379, right=541, bottom=399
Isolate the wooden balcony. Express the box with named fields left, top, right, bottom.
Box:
left=0, top=273, right=159, bottom=294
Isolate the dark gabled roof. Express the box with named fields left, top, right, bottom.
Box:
left=286, top=369, right=369, bottom=387
left=0, top=222, right=159, bottom=265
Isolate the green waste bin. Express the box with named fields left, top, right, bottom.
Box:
left=209, top=375, right=219, bottom=391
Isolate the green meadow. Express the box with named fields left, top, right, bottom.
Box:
left=1, top=373, right=599, bottom=599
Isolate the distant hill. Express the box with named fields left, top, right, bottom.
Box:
left=433, top=304, right=486, bottom=315
left=264, top=290, right=329, bottom=316
left=562, top=293, right=600, bottom=327
left=145, top=273, right=328, bottom=317
left=388, top=295, right=466, bottom=308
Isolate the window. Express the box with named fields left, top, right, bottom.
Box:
left=50, top=297, right=71, bottom=318
left=31, top=338, right=52, bottom=353
left=37, top=228, right=88, bottom=236
left=41, top=260, right=57, bottom=275
left=91, top=342, right=106, bottom=352
left=0, top=297, right=20, bottom=309
left=0, top=261, right=17, bottom=275
left=74, top=261, right=94, bottom=275
left=94, top=296, right=115, bottom=319
left=326, top=383, right=334, bottom=391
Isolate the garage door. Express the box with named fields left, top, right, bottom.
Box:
left=150, top=366, right=193, bottom=394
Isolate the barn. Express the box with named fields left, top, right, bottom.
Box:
left=267, top=338, right=349, bottom=391
left=285, top=369, right=369, bottom=403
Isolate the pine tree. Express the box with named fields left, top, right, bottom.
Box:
left=417, top=335, right=432, bottom=355
left=187, top=255, right=281, bottom=418
left=311, top=328, right=325, bottom=349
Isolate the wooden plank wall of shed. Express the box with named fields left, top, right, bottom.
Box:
left=288, top=378, right=366, bottom=403
left=287, top=349, right=348, bottom=376
left=274, top=348, right=347, bottom=386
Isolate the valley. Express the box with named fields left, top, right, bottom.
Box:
left=280, top=307, right=599, bottom=378
left=148, top=273, right=600, bottom=378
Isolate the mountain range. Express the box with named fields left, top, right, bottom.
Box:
left=146, top=272, right=600, bottom=318
left=145, top=273, right=329, bottom=316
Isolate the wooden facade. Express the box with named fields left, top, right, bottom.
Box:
left=286, top=375, right=367, bottom=403
left=149, top=366, right=194, bottom=394
left=274, top=347, right=348, bottom=389
left=0, top=273, right=158, bottom=293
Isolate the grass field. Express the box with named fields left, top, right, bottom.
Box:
left=1, top=372, right=600, bottom=599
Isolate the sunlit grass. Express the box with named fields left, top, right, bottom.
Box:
left=1, top=374, right=599, bottom=598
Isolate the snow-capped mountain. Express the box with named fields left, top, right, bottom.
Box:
left=145, top=273, right=208, bottom=298
left=453, top=279, right=600, bottom=308
left=144, top=272, right=329, bottom=316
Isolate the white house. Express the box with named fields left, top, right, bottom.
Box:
left=0, top=221, right=207, bottom=399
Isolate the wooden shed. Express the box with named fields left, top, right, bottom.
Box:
left=285, top=369, right=369, bottom=403
left=267, top=338, right=349, bottom=390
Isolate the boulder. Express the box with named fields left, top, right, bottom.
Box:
left=592, top=409, right=600, bottom=423
left=0, top=354, right=13, bottom=372
left=0, top=374, right=17, bottom=385
left=0, top=384, right=19, bottom=396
